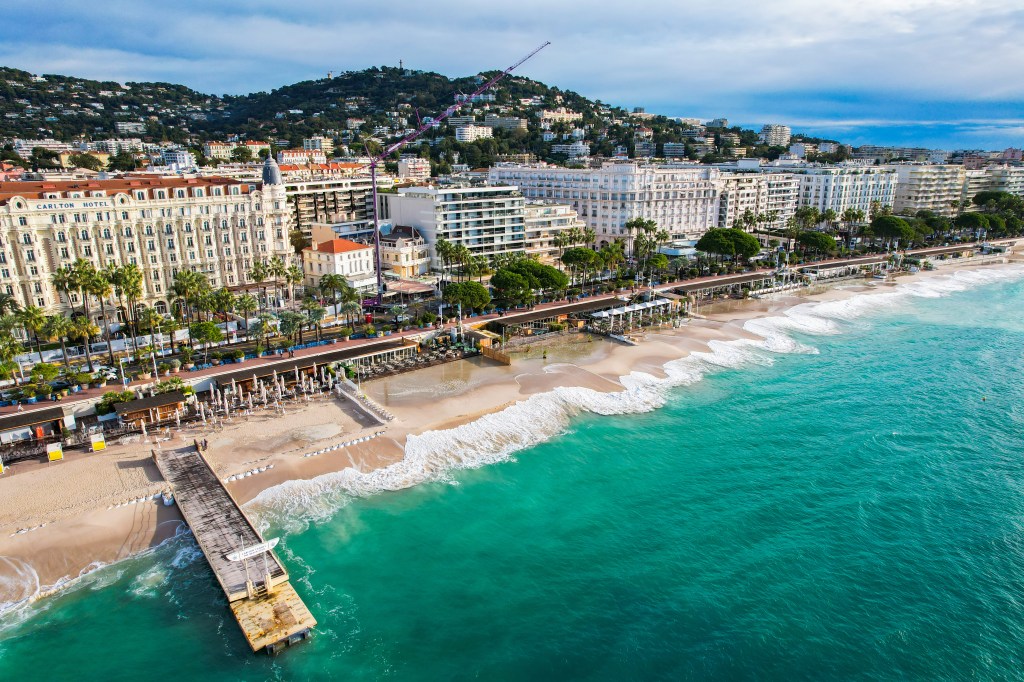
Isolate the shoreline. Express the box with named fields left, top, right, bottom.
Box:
left=2, top=254, right=1022, bottom=618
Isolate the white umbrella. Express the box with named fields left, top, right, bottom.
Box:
left=140, top=419, right=148, bottom=439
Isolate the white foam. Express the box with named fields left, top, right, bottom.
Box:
left=244, top=265, right=1024, bottom=532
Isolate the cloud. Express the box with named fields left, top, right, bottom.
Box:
left=3, top=1, right=1024, bottom=146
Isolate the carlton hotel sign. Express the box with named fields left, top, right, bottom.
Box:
left=32, top=199, right=113, bottom=211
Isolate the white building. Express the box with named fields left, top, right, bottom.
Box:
left=540, top=108, right=583, bottom=124
left=161, top=149, right=196, bottom=168
left=889, top=165, right=967, bottom=216
left=489, top=162, right=721, bottom=247
left=378, top=184, right=526, bottom=269
left=454, top=125, right=493, bottom=143
left=758, top=124, right=792, bottom=147
left=278, top=148, right=328, bottom=165
left=524, top=202, right=587, bottom=265
left=397, top=157, right=431, bottom=181
left=379, top=225, right=430, bottom=279
left=550, top=141, right=591, bottom=159
left=303, top=135, right=335, bottom=157
left=0, top=157, right=292, bottom=317
left=794, top=167, right=898, bottom=217
left=716, top=172, right=798, bottom=230
left=302, top=237, right=377, bottom=291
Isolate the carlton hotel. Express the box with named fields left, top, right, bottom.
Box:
left=0, top=156, right=293, bottom=317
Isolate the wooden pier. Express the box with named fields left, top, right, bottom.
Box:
left=154, top=443, right=316, bottom=654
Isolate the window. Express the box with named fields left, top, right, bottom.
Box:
left=80, top=230, right=89, bottom=240
left=124, top=227, right=133, bottom=237
left=36, top=298, right=44, bottom=307
left=25, top=249, right=35, bottom=262
left=166, top=239, right=175, bottom=250
left=121, top=211, right=129, bottom=220
left=83, top=246, right=92, bottom=256
left=29, top=265, right=38, bottom=276
left=33, top=282, right=42, bottom=293
left=21, top=234, right=30, bottom=245
left=102, top=228, right=111, bottom=239
left=17, top=217, right=26, bottom=226
left=105, top=244, right=114, bottom=255
left=57, top=232, right=66, bottom=243
left=59, top=247, right=69, bottom=259
left=126, top=243, right=135, bottom=253
left=164, top=224, right=173, bottom=235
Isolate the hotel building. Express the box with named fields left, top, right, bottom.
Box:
left=488, top=162, right=720, bottom=247
left=0, top=156, right=292, bottom=318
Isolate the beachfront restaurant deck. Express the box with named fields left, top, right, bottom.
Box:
left=0, top=406, right=68, bottom=444
left=669, top=271, right=777, bottom=299
left=113, top=390, right=188, bottom=425
left=490, top=298, right=623, bottom=335
left=590, top=298, right=675, bottom=332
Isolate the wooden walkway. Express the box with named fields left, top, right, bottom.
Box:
left=154, top=443, right=316, bottom=653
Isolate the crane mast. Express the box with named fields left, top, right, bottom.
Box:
left=366, top=41, right=550, bottom=304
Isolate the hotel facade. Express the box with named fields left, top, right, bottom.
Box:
left=0, top=157, right=293, bottom=320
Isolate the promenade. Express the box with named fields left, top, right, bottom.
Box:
left=0, top=239, right=1010, bottom=426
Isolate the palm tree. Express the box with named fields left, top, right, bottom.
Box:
left=212, top=287, right=236, bottom=344
left=16, top=305, right=46, bottom=363
left=235, top=294, right=258, bottom=331
left=318, top=273, right=346, bottom=318
left=248, top=259, right=269, bottom=315
left=43, top=315, right=73, bottom=373
left=285, top=264, right=304, bottom=311
left=451, top=244, right=471, bottom=282
left=136, top=306, right=163, bottom=360
left=107, top=264, right=144, bottom=358
left=340, top=300, right=362, bottom=327
left=0, top=293, right=19, bottom=318
left=435, top=238, right=453, bottom=286
left=301, top=298, right=326, bottom=342
left=70, top=259, right=97, bottom=325
left=267, top=255, right=287, bottom=311
left=87, top=271, right=117, bottom=366
left=49, top=266, right=73, bottom=315
left=70, top=316, right=99, bottom=373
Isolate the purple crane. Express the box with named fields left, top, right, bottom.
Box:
left=364, top=41, right=551, bottom=304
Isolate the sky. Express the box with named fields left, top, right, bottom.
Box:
left=3, top=0, right=1024, bottom=150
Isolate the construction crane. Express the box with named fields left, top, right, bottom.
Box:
left=363, top=41, right=551, bottom=305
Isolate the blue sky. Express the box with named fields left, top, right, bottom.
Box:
left=4, top=1, right=1024, bottom=150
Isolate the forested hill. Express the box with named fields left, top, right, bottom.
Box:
left=0, top=64, right=826, bottom=165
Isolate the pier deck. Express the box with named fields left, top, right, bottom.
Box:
left=154, top=443, right=316, bottom=653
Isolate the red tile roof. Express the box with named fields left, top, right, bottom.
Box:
left=0, top=175, right=253, bottom=205
left=309, top=238, right=372, bottom=254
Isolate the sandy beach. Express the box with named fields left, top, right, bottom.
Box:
left=0, top=253, right=1019, bottom=615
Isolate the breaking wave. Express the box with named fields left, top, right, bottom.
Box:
left=248, top=264, right=1024, bottom=532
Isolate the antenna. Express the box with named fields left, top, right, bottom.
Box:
left=364, top=41, right=551, bottom=304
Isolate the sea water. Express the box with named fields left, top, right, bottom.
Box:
left=3, top=268, right=1024, bottom=680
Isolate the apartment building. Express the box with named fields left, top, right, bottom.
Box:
left=758, top=124, right=792, bottom=147
left=794, top=167, right=898, bottom=216
left=482, top=114, right=528, bottom=131
left=524, top=202, right=586, bottom=264
left=715, top=172, right=798, bottom=230
left=890, top=165, right=966, bottom=216
left=0, top=157, right=292, bottom=318
left=397, top=157, right=431, bottom=181
left=454, top=125, right=493, bottom=143
left=378, top=184, right=526, bottom=269
left=283, top=174, right=389, bottom=239
left=302, top=135, right=335, bottom=157
left=488, top=162, right=720, bottom=247
left=203, top=141, right=270, bottom=160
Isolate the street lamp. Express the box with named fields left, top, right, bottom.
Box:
left=119, top=357, right=129, bottom=388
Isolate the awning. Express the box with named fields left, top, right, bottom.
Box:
left=0, top=406, right=65, bottom=432
left=113, top=390, right=186, bottom=416
left=591, top=299, right=671, bottom=318
left=387, top=280, right=436, bottom=295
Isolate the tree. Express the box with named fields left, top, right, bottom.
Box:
left=236, top=294, right=258, bottom=330
left=488, top=270, right=531, bottom=306
left=954, top=212, right=989, bottom=236
left=70, top=316, right=99, bottom=373
left=68, top=153, right=104, bottom=171
left=248, top=259, right=269, bottom=314
left=695, top=228, right=759, bottom=262
left=302, top=299, right=327, bottom=341
left=16, top=305, right=46, bottom=362
left=106, top=151, right=138, bottom=171
left=285, top=264, right=304, bottom=310
left=50, top=266, right=74, bottom=315
left=797, top=231, right=837, bottom=256
left=189, top=321, right=223, bottom=362
left=87, top=270, right=117, bottom=366
left=276, top=311, right=305, bottom=344
left=443, top=281, right=492, bottom=311
left=136, top=306, right=163, bottom=361
left=871, top=215, right=916, bottom=246
left=289, top=230, right=310, bottom=254
left=43, top=315, right=73, bottom=373
left=267, top=256, right=288, bottom=310
left=230, top=146, right=254, bottom=163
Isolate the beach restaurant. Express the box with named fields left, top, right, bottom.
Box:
left=0, top=406, right=70, bottom=444
left=113, top=390, right=188, bottom=425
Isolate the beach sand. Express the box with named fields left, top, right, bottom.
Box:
left=0, top=254, right=1016, bottom=612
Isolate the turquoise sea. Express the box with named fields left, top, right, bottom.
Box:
left=3, top=267, right=1024, bottom=680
